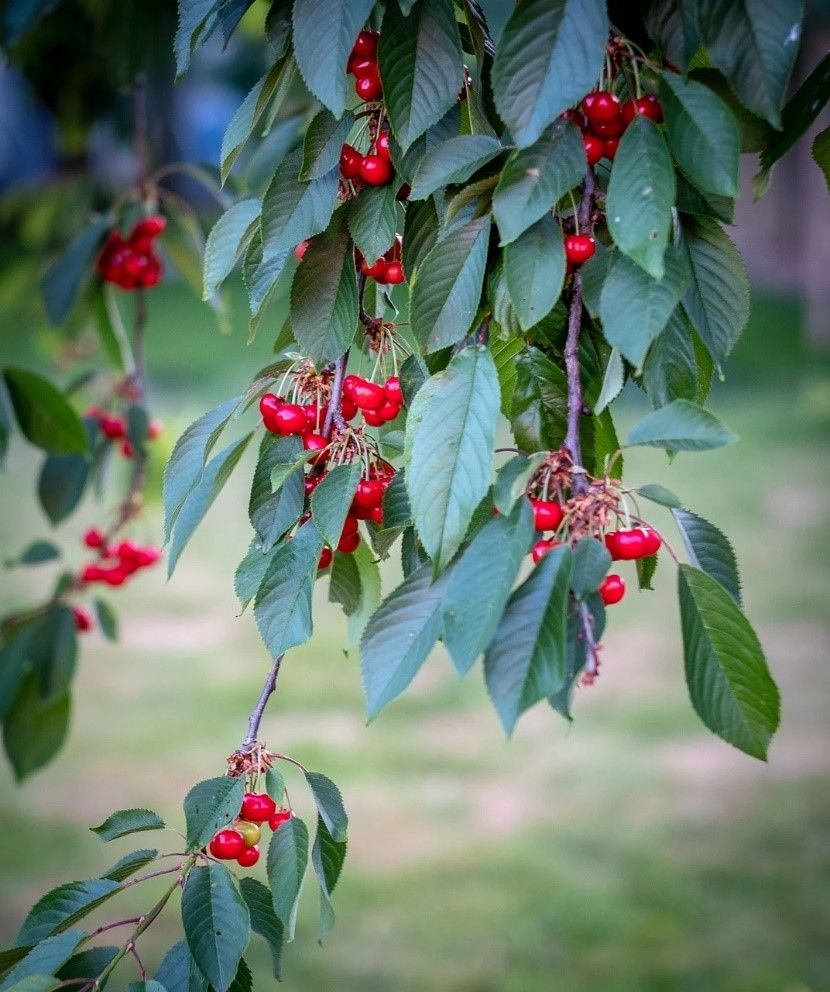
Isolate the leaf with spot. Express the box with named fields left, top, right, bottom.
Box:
left=183, top=776, right=246, bottom=852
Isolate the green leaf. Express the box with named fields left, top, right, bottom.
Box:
left=378, top=0, right=464, bottom=152
left=360, top=563, right=445, bottom=719
left=301, top=108, right=355, bottom=181
left=441, top=499, right=534, bottom=675
left=659, top=72, right=740, bottom=197
left=16, top=879, right=122, bottom=945
left=168, top=434, right=254, bottom=577
left=235, top=542, right=279, bottom=609
left=125, top=981, right=168, bottom=992
left=405, top=346, right=499, bottom=570
left=510, top=346, right=568, bottom=453
left=310, top=817, right=346, bottom=938
left=266, top=814, right=309, bottom=938
left=599, top=247, right=689, bottom=368
left=570, top=537, right=610, bottom=598
left=292, top=0, right=374, bottom=118
left=163, top=398, right=239, bottom=542
left=491, top=0, right=608, bottom=148
left=678, top=564, right=780, bottom=760
left=261, top=147, right=340, bottom=262
left=607, top=115, right=675, bottom=279
left=3, top=368, right=88, bottom=455
left=410, top=216, right=490, bottom=353
left=636, top=553, right=659, bottom=591
left=6, top=540, right=61, bottom=567
left=265, top=765, right=286, bottom=805
left=379, top=469, right=412, bottom=531
left=490, top=335, right=524, bottom=418
left=304, top=771, right=348, bottom=842
left=254, top=522, right=323, bottom=658
left=594, top=347, right=625, bottom=415
left=812, top=125, right=830, bottom=191
left=627, top=400, right=736, bottom=451
left=41, top=218, right=109, bottom=325
left=102, top=848, right=158, bottom=882
left=181, top=864, right=250, bottom=992
left=220, top=59, right=292, bottom=182
left=492, top=121, right=585, bottom=244
left=492, top=455, right=543, bottom=517
left=680, top=216, right=749, bottom=371
left=402, top=197, right=439, bottom=279
left=91, top=808, right=166, bottom=842
left=503, top=215, right=565, bottom=331
left=242, top=232, right=290, bottom=321
left=638, top=484, right=683, bottom=509
left=673, top=508, right=741, bottom=604
left=3, top=674, right=70, bottom=781
left=409, top=136, right=503, bottom=200
left=175, top=0, right=219, bottom=77
left=183, top=775, right=246, bottom=852
left=346, top=541, right=382, bottom=650
left=203, top=198, right=261, bottom=299
left=484, top=545, right=572, bottom=734
left=290, top=210, right=357, bottom=364
left=347, top=183, right=398, bottom=264
left=238, top=879, right=283, bottom=980
left=154, top=940, right=207, bottom=992
left=328, top=550, right=360, bottom=610
left=1, top=976, right=60, bottom=992
left=249, top=434, right=304, bottom=552
left=0, top=934, right=84, bottom=992
left=695, top=0, right=803, bottom=127
left=310, top=463, right=360, bottom=550
left=93, top=599, right=118, bottom=642
left=642, top=307, right=699, bottom=407
left=58, top=947, right=119, bottom=990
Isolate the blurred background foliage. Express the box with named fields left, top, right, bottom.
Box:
left=0, top=1, right=829, bottom=989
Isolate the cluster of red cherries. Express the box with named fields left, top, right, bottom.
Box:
left=357, top=234, right=405, bottom=285
left=79, top=529, right=162, bottom=589
left=208, top=791, right=292, bottom=868
left=339, top=30, right=394, bottom=188
left=86, top=406, right=163, bottom=459
left=565, top=89, right=663, bottom=166
left=97, top=215, right=166, bottom=290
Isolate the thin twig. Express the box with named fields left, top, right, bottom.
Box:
left=323, top=354, right=348, bottom=437
left=578, top=600, right=601, bottom=676
left=241, top=655, right=284, bottom=750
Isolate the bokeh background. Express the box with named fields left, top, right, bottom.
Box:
left=1, top=2, right=830, bottom=990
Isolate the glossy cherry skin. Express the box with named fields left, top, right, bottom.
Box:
left=271, top=404, right=307, bottom=436
left=531, top=538, right=561, bottom=564
left=259, top=392, right=282, bottom=419
left=369, top=505, right=384, bottom=525
left=591, top=115, right=624, bottom=138
left=376, top=132, right=392, bottom=161
left=348, top=56, right=376, bottom=79
left=269, top=809, right=292, bottom=831
left=73, top=606, right=93, bottom=632
left=560, top=108, right=588, bottom=132
left=132, top=215, right=166, bottom=239
left=350, top=379, right=386, bottom=411
left=294, top=239, right=309, bottom=260
left=240, top=792, right=277, bottom=823
left=384, top=261, right=405, bottom=284
left=209, top=830, right=245, bottom=860
left=583, top=134, right=604, bottom=166
left=564, top=233, right=596, bottom=266
left=343, top=375, right=362, bottom=400
left=360, top=154, right=392, bottom=185
left=303, top=434, right=328, bottom=462
left=236, top=821, right=261, bottom=847
left=362, top=408, right=386, bottom=427
left=99, top=415, right=126, bottom=440
left=355, top=70, right=383, bottom=102
left=361, top=257, right=388, bottom=280
left=341, top=395, right=358, bottom=420
left=318, top=546, right=333, bottom=570
left=600, top=573, right=626, bottom=605
left=582, top=90, right=621, bottom=125
left=339, top=144, right=364, bottom=179
left=236, top=845, right=261, bottom=868
left=378, top=400, right=400, bottom=422
left=338, top=530, right=361, bottom=553
left=384, top=376, right=403, bottom=405
left=530, top=498, right=564, bottom=531
left=352, top=29, right=379, bottom=58
left=353, top=479, right=385, bottom=511
left=603, top=137, right=620, bottom=160
left=641, top=527, right=662, bottom=556
left=604, top=529, right=650, bottom=560
left=302, top=403, right=324, bottom=432
left=621, top=94, right=663, bottom=125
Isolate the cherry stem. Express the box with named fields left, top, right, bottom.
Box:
left=120, top=863, right=184, bottom=890
left=241, top=654, right=284, bottom=750
left=579, top=600, right=601, bottom=675
left=564, top=168, right=596, bottom=495
left=323, top=354, right=348, bottom=437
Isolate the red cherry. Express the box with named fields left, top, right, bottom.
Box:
left=376, top=131, right=392, bottom=161
left=591, top=115, right=624, bottom=138
left=304, top=473, right=322, bottom=497
left=530, top=498, right=564, bottom=532
left=583, top=134, right=604, bottom=166
left=348, top=56, right=376, bottom=79
left=302, top=403, right=324, bottom=432
left=384, top=261, right=405, bottom=284
left=603, top=137, right=620, bottom=160
left=209, top=830, right=245, bottom=860
left=531, top=539, right=561, bottom=564
left=369, top=505, right=384, bottom=525
left=147, top=419, right=163, bottom=440
left=318, top=547, right=333, bottom=570
left=379, top=401, right=400, bottom=422
left=341, top=514, right=359, bottom=537
left=350, top=379, right=385, bottom=411
left=384, top=376, right=403, bottom=405
left=80, top=564, right=105, bottom=583
left=102, top=567, right=129, bottom=587
left=84, top=528, right=105, bottom=549
left=341, top=396, right=358, bottom=420
left=140, top=255, right=162, bottom=288
left=355, top=70, right=383, bottom=103
left=359, top=154, right=392, bottom=186
left=342, top=375, right=361, bottom=400
left=353, top=479, right=385, bottom=511
left=339, top=144, right=364, bottom=180
left=621, top=94, right=663, bottom=126
left=240, top=792, right=276, bottom=823
left=270, top=404, right=307, bottom=436
left=131, top=215, right=166, bottom=240
left=269, top=809, right=292, bottom=831
left=600, top=573, right=626, bottom=605
left=259, top=393, right=282, bottom=418
left=352, top=29, right=379, bottom=59
left=563, top=234, right=596, bottom=266
left=99, top=415, right=126, bottom=440
left=303, top=434, right=329, bottom=462
left=581, top=90, right=621, bottom=126
left=560, top=108, right=589, bottom=132
left=120, top=439, right=134, bottom=459
left=73, top=606, right=93, bottom=632
left=396, top=183, right=411, bottom=201
left=361, top=257, right=388, bottom=280
left=236, top=844, right=260, bottom=868
left=294, top=240, right=309, bottom=260
left=338, top=530, right=361, bottom=553
left=363, top=408, right=386, bottom=427
left=604, top=529, right=650, bottom=561
left=641, top=527, right=662, bottom=556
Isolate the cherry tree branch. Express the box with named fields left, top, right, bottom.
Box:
left=241, top=654, right=284, bottom=750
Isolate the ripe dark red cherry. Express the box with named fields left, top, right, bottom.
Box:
left=379, top=401, right=401, bottom=422
left=318, top=546, right=333, bottom=570
left=269, top=809, right=292, bottom=831
left=583, top=134, right=604, bottom=166
left=360, top=154, right=392, bottom=186
left=236, top=821, right=261, bottom=847
left=621, top=94, right=663, bottom=125
left=353, top=479, right=385, bottom=511
left=303, top=434, right=328, bottom=462
left=294, top=240, right=309, bottom=260
left=350, top=379, right=386, bottom=411
left=338, top=530, right=361, bottom=553
left=271, top=404, right=307, bottom=436
left=564, top=233, right=596, bottom=266
left=641, top=527, right=662, bottom=556
left=352, top=29, right=379, bottom=59
left=209, top=830, right=245, bottom=860
left=240, top=792, right=277, bottom=823
left=363, top=408, right=386, bottom=427
left=603, top=137, right=620, bottom=160
left=384, top=261, right=405, bottom=284
left=132, top=215, right=166, bottom=239
left=384, top=376, right=403, bottom=405
left=361, top=257, right=387, bottom=280
left=73, top=606, right=93, bottom=632
left=376, top=131, right=392, bottom=161
left=369, top=505, right=384, bottom=525
left=600, top=573, right=626, bottom=605
left=531, top=538, right=560, bottom=564
left=343, top=375, right=361, bottom=400
left=530, top=498, right=564, bottom=531
left=582, top=90, right=621, bottom=125
left=84, top=528, right=105, bottom=549
left=236, top=845, right=260, bottom=868
left=604, top=529, right=650, bottom=561
left=349, top=56, right=376, bottom=79
left=341, top=395, right=358, bottom=420
left=355, top=70, right=383, bottom=102
left=560, top=108, right=588, bottom=132
left=259, top=393, right=282, bottom=417
left=340, top=144, right=364, bottom=179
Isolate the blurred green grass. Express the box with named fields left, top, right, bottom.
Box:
left=0, top=283, right=828, bottom=992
